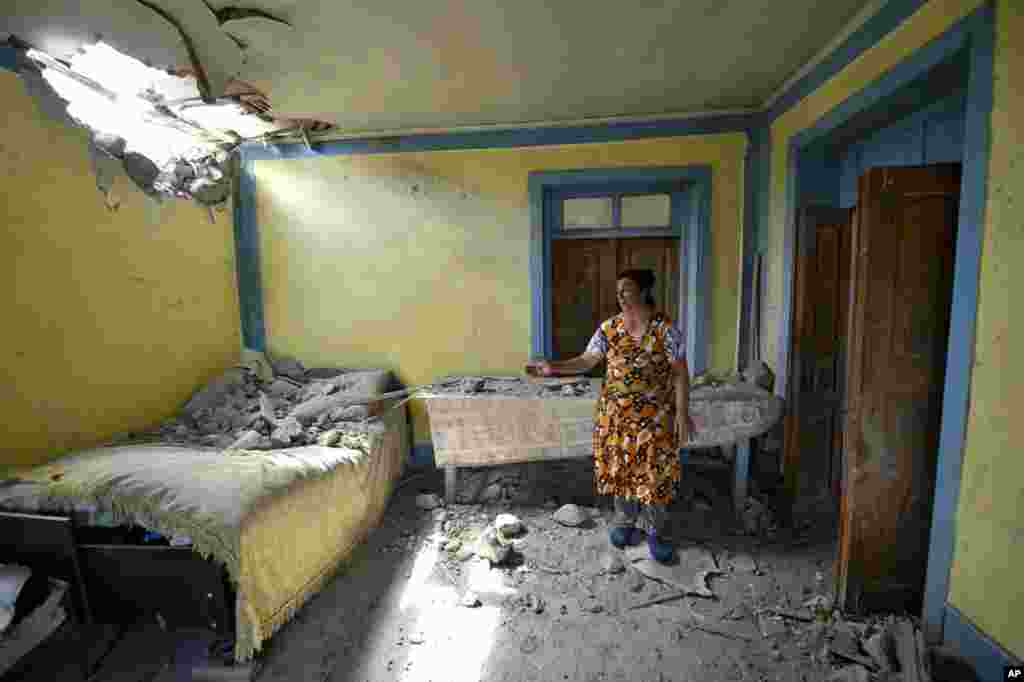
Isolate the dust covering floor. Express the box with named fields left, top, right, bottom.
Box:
left=254, top=457, right=846, bottom=682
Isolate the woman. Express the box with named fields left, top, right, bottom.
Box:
left=527, top=269, right=692, bottom=563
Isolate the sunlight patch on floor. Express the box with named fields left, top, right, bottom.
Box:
left=397, top=542, right=501, bottom=682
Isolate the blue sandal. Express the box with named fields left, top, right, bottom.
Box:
left=609, top=525, right=645, bottom=548
left=647, top=529, right=675, bottom=563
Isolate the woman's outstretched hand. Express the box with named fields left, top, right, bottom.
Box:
left=525, top=360, right=554, bottom=377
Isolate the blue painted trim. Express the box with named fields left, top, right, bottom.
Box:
left=776, top=6, right=979, bottom=400
left=240, top=114, right=757, bottom=161
left=554, top=228, right=681, bottom=240
left=410, top=443, right=436, bottom=470
left=528, top=176, right=546, bottom=358
left=739, top=127, right=769, bottom=368
left=776, top=139, right=801, bottom=398
left=790, top=18, right=971, bottom=151
left=232, top=157, right=267, bottom=352
left=943, top=605, right=1023, bottom=680
left=767, top=0, right=929, bottom=121
left=529, top=166, right=712, bottom=373
left=0, top=46, right=16, bottom=72
left=687, top=178, right=712, bottom=376
left=924, top=2, right=995, bottom=647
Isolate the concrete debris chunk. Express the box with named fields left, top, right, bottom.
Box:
left=863, top=630, right=894, bottom=672
left=259, top=392, right=278, bottom=425
left=475, top=527, right=510, bottom=566
left=183, top=368, right=248, bottom=415
left=601, top=552, right=626, bottom=575
left=479, top=482, right=504, bottom=503
left=271, top=417, right=304, bottom=446
left=827, top=665, right=870, bottom=682
left=416, top=493, right=443, bottom=510
left=317, top=429, right=341, bottom=447
left=758, top=612, right=788, bottom=640
left=460, top=378, right=485, bottom=394
left=553, top=504, right=587, bottom=527
left=330, top=405, right=370, bottom=422
left=729, top=553, right=758, bottom=573
left=522, top=593, right=545, bottom=614
left=494, top=513, right=522, bottom=537
left=228, top=429, right=267, bottom=450
left=626, top=568, right=646, bottom=592
left=272, top=356, right=305, bottom=380
left=460, top=591, right=481, bottom=608
left=265, top=379, right=299, bottom=398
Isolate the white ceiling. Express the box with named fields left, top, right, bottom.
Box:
left=3, top=0, right=879, bottom=136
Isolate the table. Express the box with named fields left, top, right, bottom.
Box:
left=423, top=390, right=758, bottom=517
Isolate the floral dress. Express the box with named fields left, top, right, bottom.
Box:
left=586, top=313, right=684, bottom=506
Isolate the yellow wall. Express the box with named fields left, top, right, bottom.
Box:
left=947, top=0, right=1024, bottom=657
left=0, top=70, right=242, bottom=471
left=760, top=0, right=1021, bottom=657
left=255, top=134, right=747, bottom=442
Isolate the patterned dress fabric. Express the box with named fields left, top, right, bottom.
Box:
left=586, top=313, right=683, bottom=506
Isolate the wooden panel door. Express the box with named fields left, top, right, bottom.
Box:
left=837, top=164, right=960, bottom=614
left=552, top=238, right=608, bottom=360
left=784, top=206, right=852, bottom=514
left=617, top=238, right=681, bottom=322
left=551, top=238, right=680, bottom=361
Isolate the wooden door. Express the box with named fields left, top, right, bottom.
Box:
left=552, top=238, right=610, bottom=361
left=837, top=164, right=960, bottom=614
left=551, top=238, right=679, bottom=361
left=617, top=238, right=680, bottom=320
left=784, top=206, right=852, bottom=515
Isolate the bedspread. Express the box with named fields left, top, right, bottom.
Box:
left=0, top=405, right=408, bottom=661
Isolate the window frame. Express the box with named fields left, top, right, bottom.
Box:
left=529, top=167, right=712, bottom=375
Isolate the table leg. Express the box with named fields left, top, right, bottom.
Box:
left=733, top=439, right=751, bottom=518
left=445, top=465, right=457, bottom=505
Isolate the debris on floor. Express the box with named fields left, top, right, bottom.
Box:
left=250, top=458, right=980, bottom=682
left=552, top=503, right=588, bottom=527
left=624, top=544, right=720, bottom=598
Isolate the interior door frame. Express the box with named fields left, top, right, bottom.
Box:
left=775, top=5, right=994, bottom=643
left=529, top=166, right=713, bottom=376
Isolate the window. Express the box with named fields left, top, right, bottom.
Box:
left=560, top=192, right=672, bottom=231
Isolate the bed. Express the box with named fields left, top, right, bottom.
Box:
left=0, top=373, right=409, bottom=663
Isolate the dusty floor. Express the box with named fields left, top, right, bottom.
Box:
left=254, top=457, right=845, bottom=682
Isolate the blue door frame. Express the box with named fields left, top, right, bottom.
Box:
left=774, top=3, right=997, bottom=660
left=528, top=166, right=712, bottom=376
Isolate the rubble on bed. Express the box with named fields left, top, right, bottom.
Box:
left=112, top=359, right=394, bottom=451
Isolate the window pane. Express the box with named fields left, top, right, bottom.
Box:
left=563, top=197, right=613, bottom=229
left=620, top=194, right=671, bottom=228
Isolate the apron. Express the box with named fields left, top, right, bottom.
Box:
left=593, top=313, right=681, bottom=505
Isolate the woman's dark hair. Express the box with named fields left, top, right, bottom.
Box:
left=618, top=269, right=657, bottom=305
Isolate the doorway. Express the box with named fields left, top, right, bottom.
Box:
left=788, top=161, right=962, bottom=618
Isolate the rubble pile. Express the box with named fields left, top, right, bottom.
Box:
left=123, top=359, right=392, bottom=451
left=430, top=376, right=598, bottom=399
